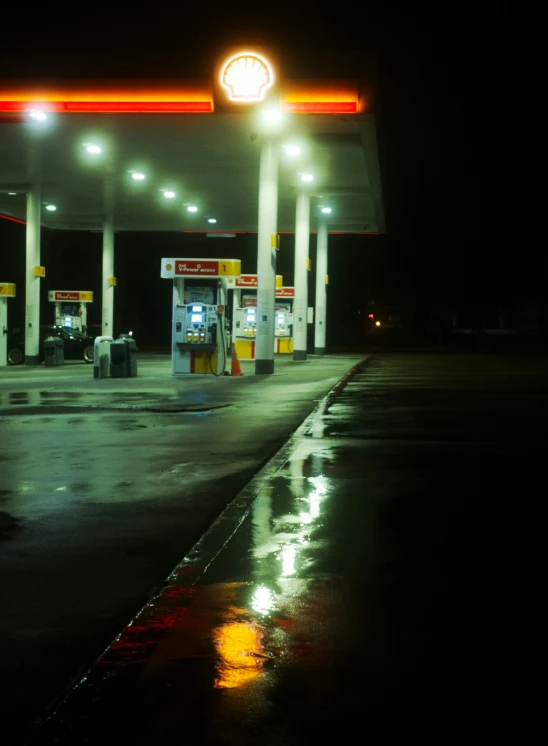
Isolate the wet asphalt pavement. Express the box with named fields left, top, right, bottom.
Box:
left=14, top=352, right=544, bottom=745
left=0, top=354, right=364, bottom=744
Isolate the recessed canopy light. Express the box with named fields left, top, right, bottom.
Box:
left=208, top=218, right=217, bottom=224
left=85, top=144, right=102, bottom=154
left=301, top=174, right=314, bottom=182
left=375, top=320, right=381, bottom=327
left=284, top=145, right=301, bottom=156
left=321, top=207, right=332, bottom=214
left=28, top=110, right=47, bottom=121
left=163, top=191, right=176, bottom=198
left=187, top=205, right=198, bottom=213
left=132, top=172, right=145, bottom=180
left=45, top=204, right=57, bottom=211
left=8, top=192, right=17, bottom=196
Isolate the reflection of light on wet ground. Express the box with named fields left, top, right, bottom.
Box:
left=298, top=490, right=324, bottom=525
left=306, top=476, right=328, bottom=520
left=298, top=510, right=314, bottom=525
left=309, top=491, right=321, bottom=518
left=280, top=545, right=296, bottom=577
left=250, top=462, right=332, bottom=594
left=213, top=621, right=265, bottom=689
left=251, top=585, right=275, bottom=615
left=252, top=491, right=273, bottom=558
left=307, top=407, right=326, bottom=439
left=310, top=475, right=328, bottom=495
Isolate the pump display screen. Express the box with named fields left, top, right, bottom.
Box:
left=278, top=314, right=285, bottom=320
left=191, top=313, right=203, bottom=323
left=192, top=306, right=203, bottom=312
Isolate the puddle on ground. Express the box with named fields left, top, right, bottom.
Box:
left=0, top=511, right=19, bottom=540
left=39, top=391, right=83, bottom=399
left=0, top=390, right=199, bottom=411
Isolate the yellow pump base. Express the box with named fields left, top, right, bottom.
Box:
left=234, top=339, right=255, bottom=360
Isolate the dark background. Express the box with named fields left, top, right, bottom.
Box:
left=0, top=7, right=544, bottom=348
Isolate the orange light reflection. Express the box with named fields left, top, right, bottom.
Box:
left=213, top=621, right=265, bottom=689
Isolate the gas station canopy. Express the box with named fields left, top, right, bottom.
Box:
left=0, top=51, right=384, bottom=234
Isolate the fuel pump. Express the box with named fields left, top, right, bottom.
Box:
left=0, top=282, right=16, bottom=367
left=173, top=301, right=218, bottom=346
left=48, top=291, right=93, bottom=332
left=232, top=274, right=283, bottom=360
left=161, top=258, right=241, bottom=375
left=274, top=286, right=295, bottom=354
left=240, top=303, right=257, bottom=339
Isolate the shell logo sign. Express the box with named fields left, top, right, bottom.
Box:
left=221, top=53, right=274, bottom=102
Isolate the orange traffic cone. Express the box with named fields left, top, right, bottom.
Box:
left=230, top=343, right=244, bottom=376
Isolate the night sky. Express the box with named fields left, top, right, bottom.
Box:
left=0, top=9, right=543, bottom=347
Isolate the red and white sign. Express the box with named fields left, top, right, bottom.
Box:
left=242, top=296, right=257, bottom=308
left=52, top=291, right=80, bottom=301
left=48, top=291, right=93, bottom=302
left=236, top=274, right=258, bottom=287
left=276, top=287, right=294, bottom=298
left=175, top=260, right=219, bottom=276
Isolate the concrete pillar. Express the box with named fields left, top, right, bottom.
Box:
left=25, top=186, right=41, bottom=365
left=102, top=217, right=114, bottom=336
left=170, top=281, right=181, bottom=376
left=293, top=191, right=310, bottom=361
left=255, top=139, right=279, bottom=375
left=0, top=298, right=8, bottom=366
left=314, top=221, right=328, bottom=355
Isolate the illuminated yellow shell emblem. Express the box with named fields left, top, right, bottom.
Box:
left=221, top=53, right=273, bottom=102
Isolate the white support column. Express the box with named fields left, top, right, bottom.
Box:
left=314, top=221, right=328, bottom=355
left=293, top=191, right=310, bottom=361
left=25, top=185, right=41, bottom=365
left=255, top=139, right=279, bottom=375
left=102, top=217, right=114, bottom=337
left=0, top=298, right=7, bottom=366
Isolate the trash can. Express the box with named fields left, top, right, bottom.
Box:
left=55, top=337, right=64, bottom=365
left=44, top=336, right=64, bottom=366
left=110, top=339, right=128, bottom=378
left=93, top=337, right=112, bottom=379
left=126, top=338, right=138, bottom=377
left=99, top=349, right=110, bottom=378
